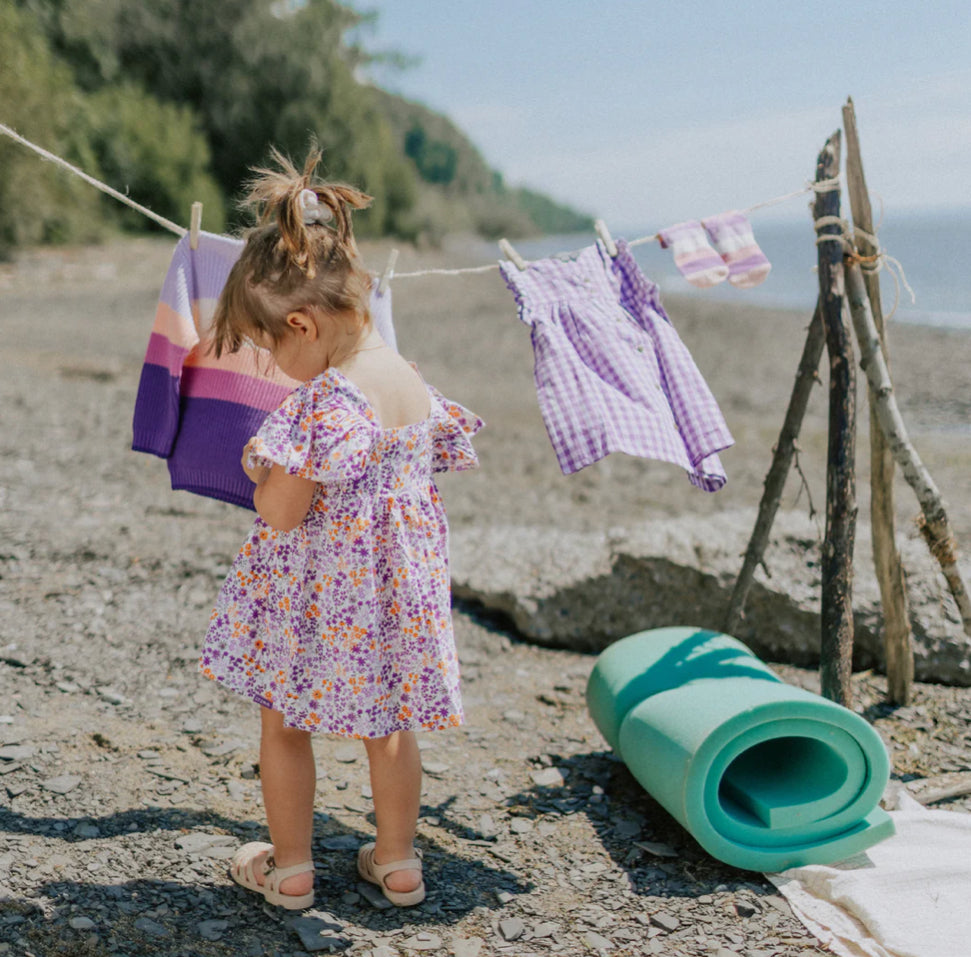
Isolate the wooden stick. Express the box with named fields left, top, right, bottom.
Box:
left=724, top=301, right=825, bottom=633
left=906, top=771, right=971, bottom=806
left=843, top=97, right=913, bottom=705
left=813, top=130, right=856, bottom=707
left=844, top=261, right=971, bottom=637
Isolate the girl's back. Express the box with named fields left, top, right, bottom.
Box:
left=338, top=344, right=431, bottom=432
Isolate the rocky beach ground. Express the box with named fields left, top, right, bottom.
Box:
left=1, top=235, right=970, bottom=957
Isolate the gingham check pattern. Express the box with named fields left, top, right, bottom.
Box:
left=499, top=240, right=733, bottom=489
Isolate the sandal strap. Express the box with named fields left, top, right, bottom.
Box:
left=265, top=858, right=315, bottom=891
left=368, top=848, right=423, bottom=882
left=233, top=841, right=274, bottom=884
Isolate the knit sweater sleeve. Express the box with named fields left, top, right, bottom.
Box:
left=132, top=235, right=199, bottom=457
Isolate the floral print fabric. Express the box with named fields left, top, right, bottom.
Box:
left=200, top=367, right=483, bottom=738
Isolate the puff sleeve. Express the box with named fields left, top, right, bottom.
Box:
left=428, top=386, right=484, bottom=473
left=247, top=380, right=376, bottom=484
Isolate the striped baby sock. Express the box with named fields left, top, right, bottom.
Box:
left=702, top=211, right=772, bottom=288
left=657, top=221, right=729, bottom=288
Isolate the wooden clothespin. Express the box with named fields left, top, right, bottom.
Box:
left=377, top=248, right=399, bottom=296
left=498, top=237, right=527, bottom=271
left=189, top=201, right=203, bottom=250
left=595, top=218, right=617, bottom=257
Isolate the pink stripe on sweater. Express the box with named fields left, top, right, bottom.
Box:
left=183, top=341, right=296, bottom=387
left=143, top=332, right=190, bottom=374
left=180, top=366, right=294, bottom=411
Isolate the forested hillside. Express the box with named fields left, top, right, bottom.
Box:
left=0, top=0, right=591, bottom=252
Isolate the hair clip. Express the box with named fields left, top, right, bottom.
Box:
left=299, top=188, right=333, bottom=225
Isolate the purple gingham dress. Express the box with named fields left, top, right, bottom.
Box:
left=200, top=367, right=483, bottom=738
left=499, top=240, right=733, bottom=490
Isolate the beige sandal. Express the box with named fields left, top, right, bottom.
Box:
left=229, top=841, right=315, bottom=910
left=357, top=842, right=425, bottom=906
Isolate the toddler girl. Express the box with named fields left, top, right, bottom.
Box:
left=199, top=149, right=482, bottom=910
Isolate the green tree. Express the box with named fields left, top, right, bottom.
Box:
left=0, top=3, right=103, bottom=252
left=404, top=124, right=458, bottom=186
left=6, top=0, right=589, bottom=247
left=100, top=0, right=416, bottom=234
left=83, top=84, right=225, bottom=233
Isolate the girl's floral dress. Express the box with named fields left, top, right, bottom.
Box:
left=200, top=367, right=482, bottom=738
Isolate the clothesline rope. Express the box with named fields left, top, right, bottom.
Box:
left=396, top=179, right=845, bottom=278
left=812, top=212, right=916, bottom=316
left=1, top=120, right=858, bottom=287
left=0, top=121, right=188, bottom=237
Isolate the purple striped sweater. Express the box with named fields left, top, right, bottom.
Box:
left=132, top=231, right=396, bottom=509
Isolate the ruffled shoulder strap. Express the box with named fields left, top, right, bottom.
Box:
left=248, top=370, right=377, bottom=484
left=426, top=382, right=484, bottom=473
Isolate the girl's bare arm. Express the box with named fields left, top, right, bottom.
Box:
left=243, top=441, right=317, bottom=531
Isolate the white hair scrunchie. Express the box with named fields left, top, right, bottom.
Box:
left=299, top=188, right=333, bottom=225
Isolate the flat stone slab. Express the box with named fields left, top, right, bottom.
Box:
left=451, top=508, right=971, bottom=685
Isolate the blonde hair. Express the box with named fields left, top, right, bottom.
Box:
left=210, top=147, right=373, bottom=357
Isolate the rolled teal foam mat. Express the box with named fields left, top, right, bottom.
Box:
left=586, top=627, right=894, bottom=871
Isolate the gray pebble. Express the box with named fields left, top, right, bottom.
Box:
left=227, top=780, right=247, bottom=801
left=287, top=914, right=349, bottom=952
left=477, top=814, right=499, bottom=839
left=356, top=881, right=393, bottom=910
left=498, top=917, right=524, bottom=941
left=450, top=937, right=484, bottom=957
left=197, top=919, right=229, bottom=941
left=204, top=844, right=237, bottom=860
left=175, top=832, right=236, bottom=855
left=651, top=911, right=680, bottom=932
left=0, top=745, right=35, bottom=761
left=530, top=767, right=568, bottom=787
left=97, top=688, right=127, bottom=705
left=201, top=740, right=244, bottom=757
left=41, top=774, right=82, bottom=794
left=400, top=932, right=442, bottom=951
left=69, top=916, right=97, bottom=930
left=134, top=916, right=170, bottom=938
left=612, top=819, right=642, bottom=839
left=583, top=930, right=614, bottom=951
left=0, top=649, right=30, bottom=668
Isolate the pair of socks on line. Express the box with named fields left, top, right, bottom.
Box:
left=658, top=212, right=771, bottom=289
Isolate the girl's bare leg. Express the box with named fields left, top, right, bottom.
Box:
left=257, top=706, right=316, bottom=896
left=363, top=730, right=423, bottom=893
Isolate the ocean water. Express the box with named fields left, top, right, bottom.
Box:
left=511, top=207, right=971, bottom=332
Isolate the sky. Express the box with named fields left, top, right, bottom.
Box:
left=356, top=1, right=971, bottom=232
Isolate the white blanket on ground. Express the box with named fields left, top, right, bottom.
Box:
left=766, top=793, right=971, bottom=957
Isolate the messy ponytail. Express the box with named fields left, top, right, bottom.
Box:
left=210, top=146, right=374, bottom=357
left=246, top=147, right=371, bottom=278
